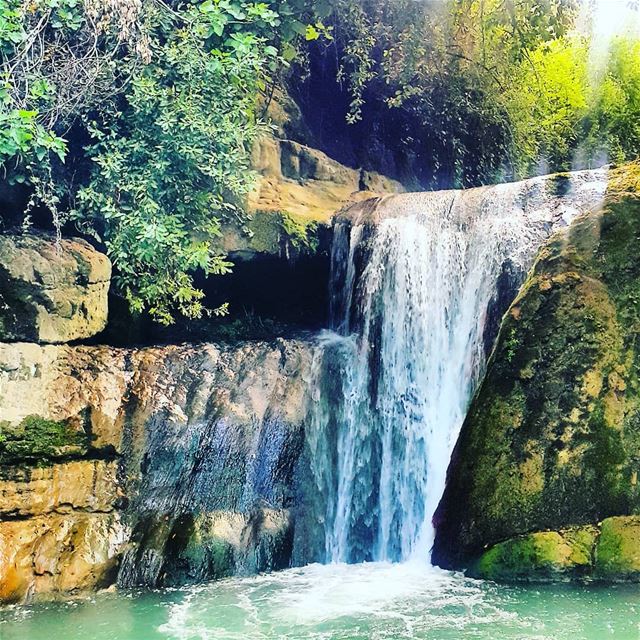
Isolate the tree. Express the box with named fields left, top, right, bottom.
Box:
left=0, top=0, right=322, bottom=323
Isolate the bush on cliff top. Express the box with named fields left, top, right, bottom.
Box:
left=0, top=0, right=323, bottom=324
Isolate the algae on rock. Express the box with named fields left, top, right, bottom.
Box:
left=0, top=415, right=87, bottom=466
left=475, top=528, right=597, bottom=582
left=595, top=516, right=640, bottom=580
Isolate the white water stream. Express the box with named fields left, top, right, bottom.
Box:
left=307, top=171, right=607, bottom=564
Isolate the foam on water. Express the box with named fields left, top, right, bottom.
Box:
left=159, top=563, right=516, bottom=639
left=1, top=563, right=638, bottom=640
left=155, top=562, right=639, bottom=640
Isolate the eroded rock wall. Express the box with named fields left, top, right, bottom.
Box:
left=0, top=339, right=315, bottom=602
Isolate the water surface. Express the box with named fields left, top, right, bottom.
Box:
left=2, top=563, right=638, bottom=640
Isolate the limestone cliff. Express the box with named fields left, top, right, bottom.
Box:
left=0, top=339, right=315, bottom=602
left=433, top=164, right=640, bottom=581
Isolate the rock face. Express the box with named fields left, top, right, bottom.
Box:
left=433, top=164, right=640, bottom=581
left=0, top=338, right=315, bottom=602
left=0, top=234, right=111, bottom=343
left=249, top=137, right=405, bottom=224
left=0, top=461, right=126, bottom=602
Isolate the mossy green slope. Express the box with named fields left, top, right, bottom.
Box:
left=433, top=163, right=640, bottom=574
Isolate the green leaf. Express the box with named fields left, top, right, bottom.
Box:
left=305, top=24, right=319, bottom=41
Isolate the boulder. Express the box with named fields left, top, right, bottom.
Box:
left=433, top=163, right=640, bottom=580
left=0, top=233, right=111, bottom=343
left=595, top=516, right=640, bottom=581
left=474, top=527, right=597, bottom=582
left=232, top=136, right=407, bottom=262
left=473, top=515, right=640, bottom=583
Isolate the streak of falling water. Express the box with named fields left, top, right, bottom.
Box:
left=305, top=171, right=607, bottom=566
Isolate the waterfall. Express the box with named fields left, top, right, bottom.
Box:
left=305, top=170, right=607, bottom=565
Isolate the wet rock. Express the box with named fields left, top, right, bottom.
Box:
left=433, top=163, right=640, bottom=582
left=0, top=234, right=111, bottom=343
left=0, top=338, right=316, bottom=602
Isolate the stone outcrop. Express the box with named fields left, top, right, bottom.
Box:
left=474, top=515, right=640, bottom=583
left=433, top=163, right=640, bottom=580
left=249, top=137, right=404, bottom=224
left=0, top=338, right=315, bottom=602
left=220, top=136, right=405, bottom=261
left=0, top=234, right=111, bottom=343
left=207, top=133, right=406, bottom=274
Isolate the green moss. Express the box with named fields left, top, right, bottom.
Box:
left=245, top=210, right=320, bottom=255
left=475, top=528, right=597, bottom=582
left=278, top=211, right=319, bottom=252
left=0, top=415, right=86, bottom=466
left=504, top=326, right=520, bottom=363
left=476, top=535, right=540, bottom=581
left=595, top=516, right=640, bottom=579
left=548, top=172, right=572, bottom=197
left=245, top=210, right=282, bottom=254
left=608, top=161, right=640, bottom=195
left=170, top=521, right=235, bottom=583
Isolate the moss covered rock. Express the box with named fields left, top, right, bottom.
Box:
left=473, top=516, right=640, bottom=583
left=475, top=527, right=597, bottom=582
left=433, top=163, right=640, bottom=578
left=595, top=516, right=640, bottom=580
left=0, top=415, right=87, bottom=466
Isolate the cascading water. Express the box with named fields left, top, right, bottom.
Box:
left=304, top=170, right=607, bottom=565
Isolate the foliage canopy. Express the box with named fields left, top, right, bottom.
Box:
left=1, top=0, right=639, bottom=322
left=319, top=0, right=640, bottom=185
